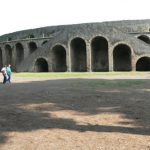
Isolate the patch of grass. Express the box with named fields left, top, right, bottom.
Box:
left=14, top=72, right=150, bottom=78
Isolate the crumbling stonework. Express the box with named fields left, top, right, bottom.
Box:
left=0, top=19, right=150, bottom=72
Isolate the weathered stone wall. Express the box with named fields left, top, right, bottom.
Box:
left=0, top=20, right=150, bottom=72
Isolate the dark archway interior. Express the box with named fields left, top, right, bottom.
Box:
left=28, top=34, right=35, bottom=38
left=5, top=45, right=12, bottom=66
left=91, top=36, right=109, bottom=71
left=71, top=38, right=87, bottom=72
left=29, top=42, right=37, bottom=53
left=136, top=57, right=150, bottom=71
left=42, top=41, right=48, bottom=46
left=0, top=48, right=2, bottom=69
left=8, top=37, right=12, bottom=41
left=34, top=58, right=48, bottom=72
left=52, top=45, right=67, bottom=72
left=113, top=44, right=131, bottom=71
left=138, top=35, right=150, bottom=44
left=16, top=43, right=24, bottom=64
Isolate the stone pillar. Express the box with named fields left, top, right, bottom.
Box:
left=24, top=42, right=30, bottom=58
left=86, top=41, right=92, bottom=72
left=67, top=45, right=71, bottom=72
left=0, top=47, right=3, bottom=68
left=36, top=41, right=41, bottom=48
left=131, top=55, right=136, bottom=71
left=109, top=47, right=113, bottom=71
left=48, top=50, right=53, bottom=72
left=11, top=43, right=16, bottom=71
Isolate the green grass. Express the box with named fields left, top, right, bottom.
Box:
left=14, top=72, right=149, bottom=78
left=13, top=72, right=148, bottom=89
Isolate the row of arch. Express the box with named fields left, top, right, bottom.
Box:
left=0, top=36, right=150, bottom=72
left=0, top=40, right=48, bottom=70
left=34, top=37, right=150, bottom=72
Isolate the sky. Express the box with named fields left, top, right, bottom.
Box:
left=0, top=0, right=150, bottom=35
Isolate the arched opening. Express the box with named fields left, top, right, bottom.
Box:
left=136, top=57, right=150, bottom=71
left=28, top=34, right=35, bottom=38
left=113, top=44, right=132, bottom=71
left=91, top=36, right=109, bottom=71
left=5, top=44, right=12, bottom=65
left=71, top=37, right=87, bottom=72
left=0, top=48, right=3, bottom=69
left=34, top=58, right=48, bottom=72
left=7, top=37, right=12, bottom=41
left=42, top=40, right=48, bottom=46
left=138, top=35, right=150, bottom=44
left=52, top=45, right=67, bottom=72
left=28, top=42, right=37, bottom=54
left=16, top=43, right=24, bottom=64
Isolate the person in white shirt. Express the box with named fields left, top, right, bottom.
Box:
left=1, top=65, right=8, bottom=84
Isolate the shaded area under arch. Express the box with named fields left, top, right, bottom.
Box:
left=29, top=42, right=37, bottom=54
left=52, top=45, right=67, bottom=72
left=113, top=44, right=132, bottom=71
left=5, top=44, right=12, bottom=66
left=16, top=43, right=24, bottom=64
left=91, top=36, right=109, bottom=71
left=138, top=35, right=150, bottom=44
left=34, top=58, right=48, bottom=72
left=42, top=40, right=48, bottom=46
left=71, top=37, right=87, bottom=72
left=136, top=57, right=150, bottom=71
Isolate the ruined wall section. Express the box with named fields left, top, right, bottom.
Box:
left=17, top=24, right=150, bottom=72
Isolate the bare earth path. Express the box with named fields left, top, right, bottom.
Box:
left=0, top=74, right=150, bottom=150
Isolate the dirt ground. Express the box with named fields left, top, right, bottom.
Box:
left=0, top=74, right=150, bottom=150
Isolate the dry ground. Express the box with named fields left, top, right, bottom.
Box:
left=0, top=73, right=150, bottom=150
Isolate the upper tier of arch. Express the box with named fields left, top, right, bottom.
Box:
left=1, top=19, right=150, bottom=42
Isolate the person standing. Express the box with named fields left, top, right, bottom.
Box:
left=1, top=65, right=8, bottom=84
left=6, top=64, right=12, bottom=83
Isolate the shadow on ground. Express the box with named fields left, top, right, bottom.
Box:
left=0, top=78, right=150, bottom=144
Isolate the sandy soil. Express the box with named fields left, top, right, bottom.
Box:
left=0, top=74, right=150, bottom=150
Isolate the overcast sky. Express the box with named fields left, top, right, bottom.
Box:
left=0, top=0, right=150, bottom=35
